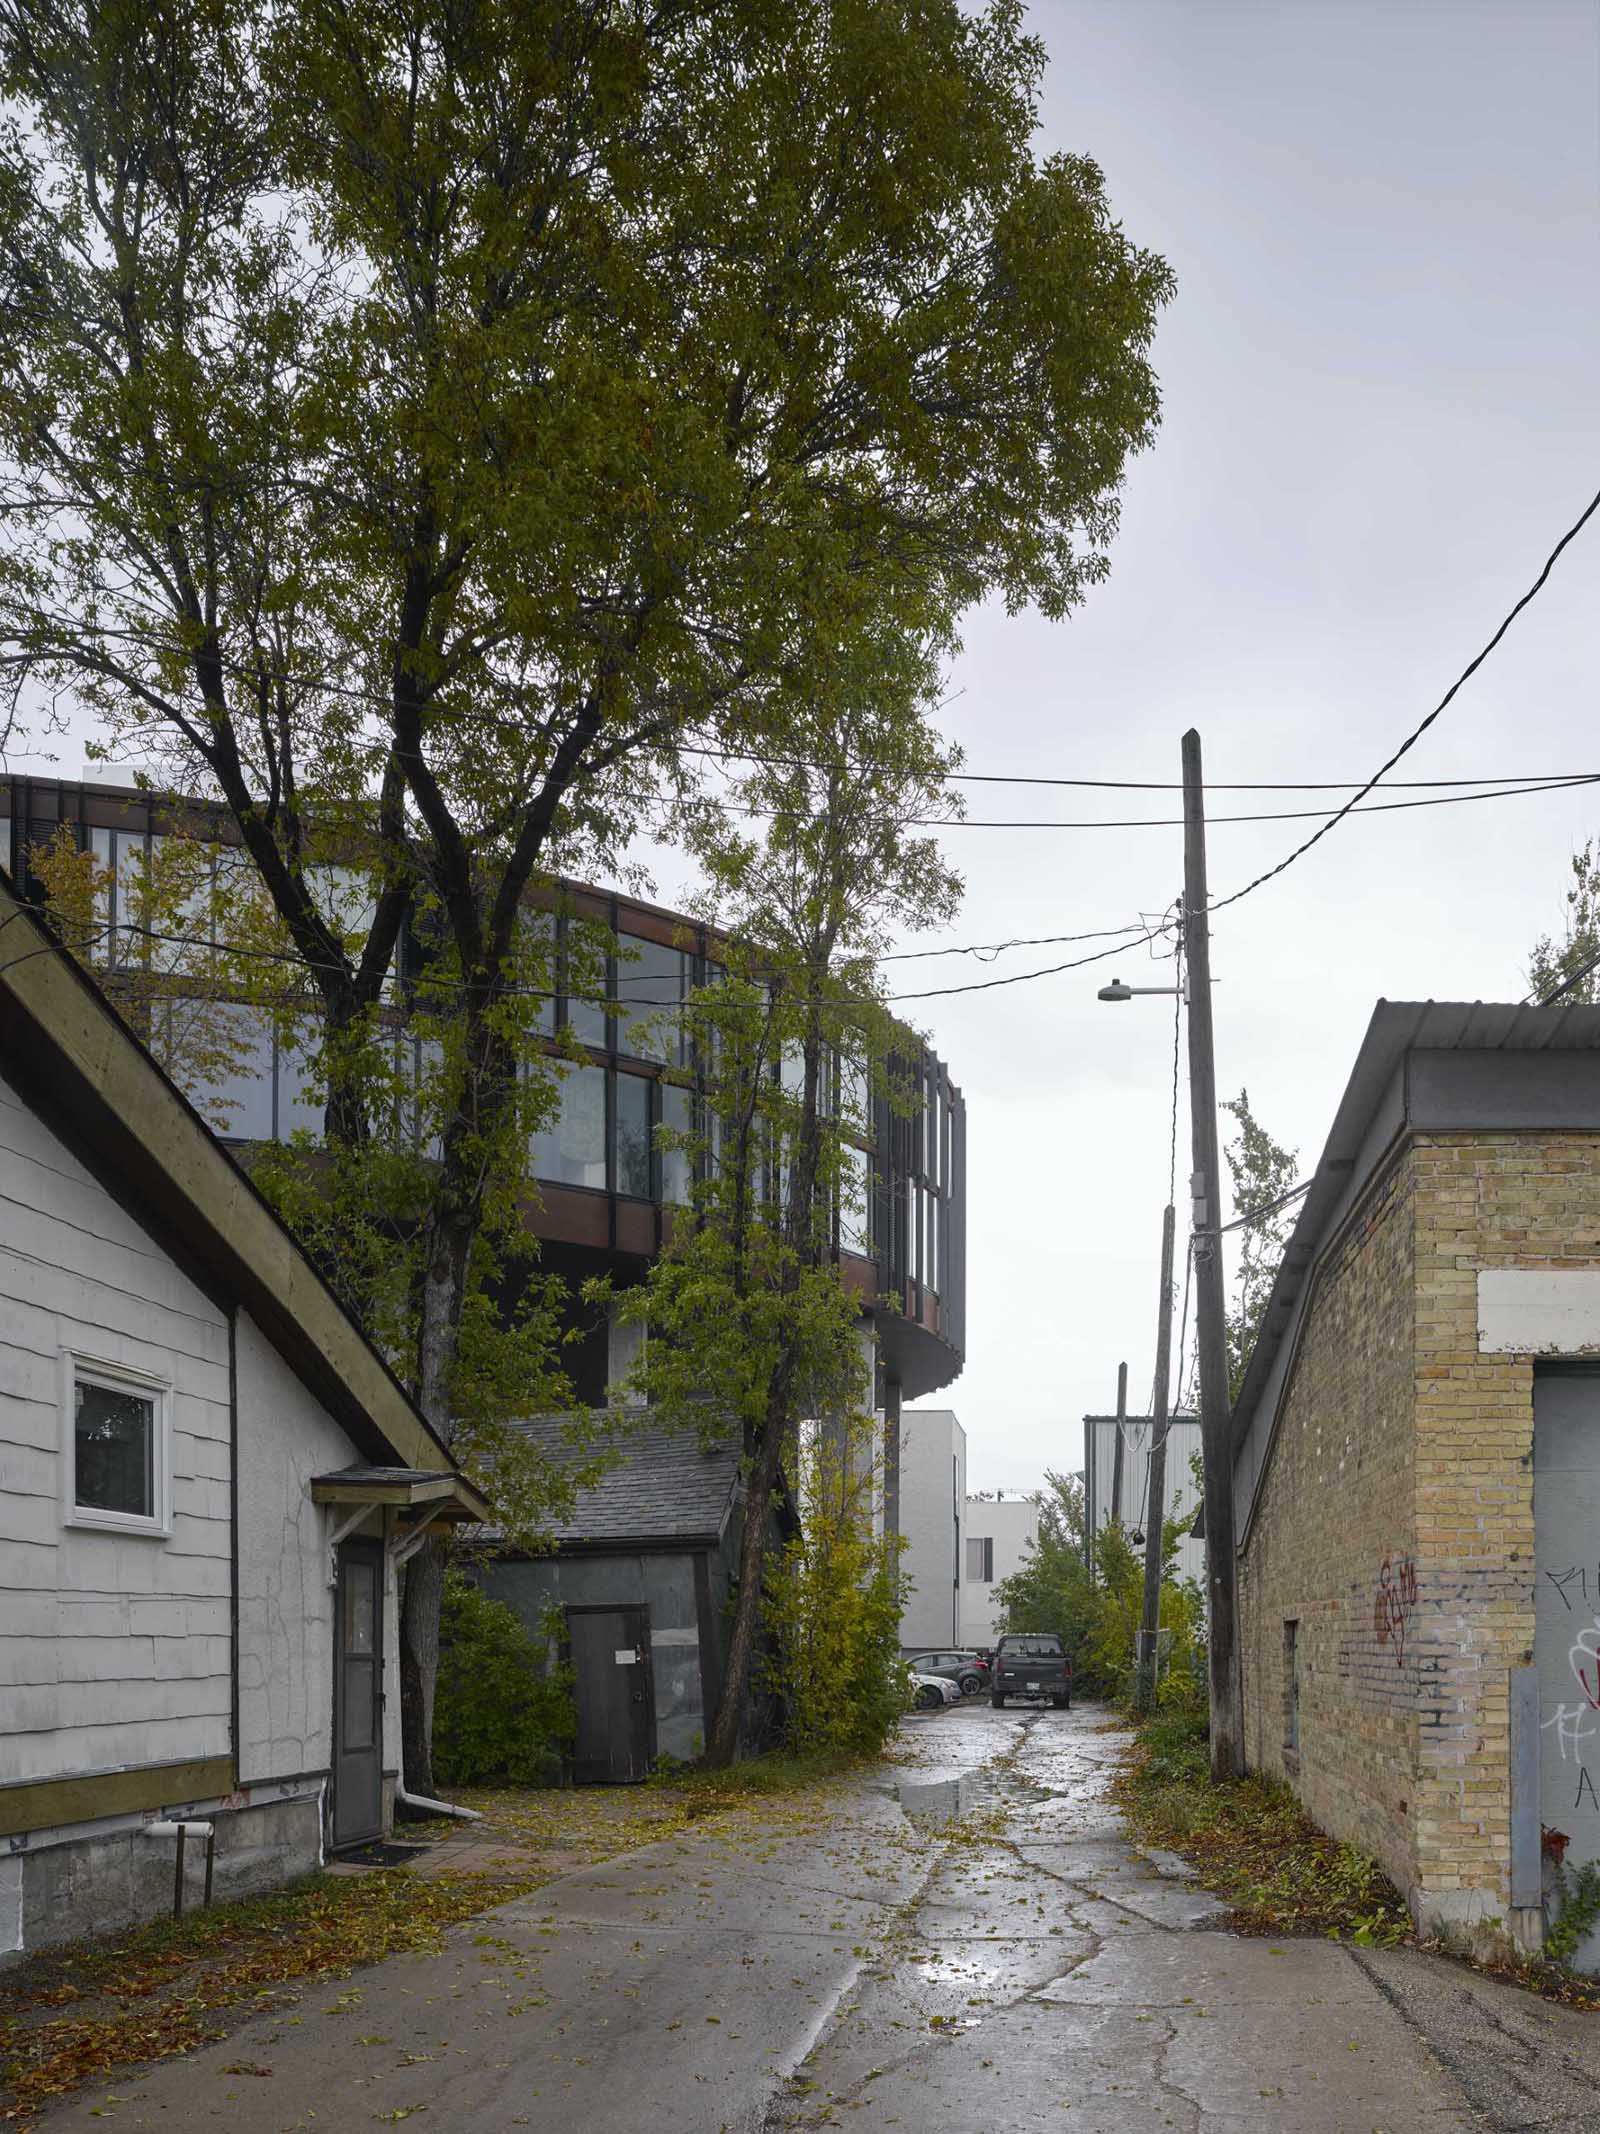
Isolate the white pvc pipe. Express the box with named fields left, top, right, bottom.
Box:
left=144, top=1819, right=215, bottom=1838
left=396, top=1789, right=483, bottom=1823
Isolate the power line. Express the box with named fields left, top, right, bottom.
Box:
left=712, top=770, right=1600, bottom=831
left=681, top=744, right=1600, bottom=794
left=1530, top=946, right=1600, bottom=1008
left=1209, top=482, right=1600, bottom=915
left=79, top=913, right=1172, bottom=1009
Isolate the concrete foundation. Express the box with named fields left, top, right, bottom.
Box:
left=4, top=1792, right=323, bottom=1959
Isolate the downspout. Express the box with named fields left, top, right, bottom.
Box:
left=228, top=1312, right=241, bottom=1789
left=388, top=1507, right=483, bottom=1824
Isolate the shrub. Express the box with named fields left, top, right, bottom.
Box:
left=761, top=1422, right=910, bottom=1759
left=432, top=1571, right=575, bottom=1787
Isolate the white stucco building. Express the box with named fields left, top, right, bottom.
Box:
left=896, top=1407, right=965, bottom=1652
left=0, top=873, right=486, bottom=1956
left=959, top=1495, right=1040, bottom=1649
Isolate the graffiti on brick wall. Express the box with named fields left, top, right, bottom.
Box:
left=1373, top=1555, right=1418, bottom=1668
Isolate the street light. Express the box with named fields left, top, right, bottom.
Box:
left=1096, top=978, right=1180, bottom=1002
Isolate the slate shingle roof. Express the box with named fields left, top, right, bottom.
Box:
left=493, top=1415, right=742, bottom=1549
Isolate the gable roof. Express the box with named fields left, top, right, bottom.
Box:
left=493, top=1416, right=742, bottom=1550
left=0, top=867, right=486, bottom=1510
left=1231, top=997, right=1600, bottom=1543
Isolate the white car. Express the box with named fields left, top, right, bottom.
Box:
left=909, top=1671, right=961, bottom=1711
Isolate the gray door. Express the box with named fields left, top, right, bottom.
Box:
left=569, top=1607, right=653, bottom=1783
left=1534, top=1373, right=1600, bottom=1967
left=333, top=1540, right=384, bottom=1847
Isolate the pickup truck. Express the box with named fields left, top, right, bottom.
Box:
left=990, top=1633, right=1072, bottom=1710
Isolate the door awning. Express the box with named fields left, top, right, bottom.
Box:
left=310, top=1465, right=491, bottom=1524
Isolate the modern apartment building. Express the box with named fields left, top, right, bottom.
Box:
left=0, top=774, right=968, bottom=1480
left=896, top=1408, right=966, bottom=1651
left=959, top=1494, right=1039, bottom=1649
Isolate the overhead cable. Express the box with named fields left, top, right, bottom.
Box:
left=1208, top=482, right=1600, bottom=915
left=713, top=770, right=1600, bottom=832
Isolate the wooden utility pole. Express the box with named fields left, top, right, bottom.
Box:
left=1136, top=1202, right=1177, bottom=1710
left=1181, top=728, right=1243, bottom=1778
left=1110, top=1360, right=1127, bottom=1526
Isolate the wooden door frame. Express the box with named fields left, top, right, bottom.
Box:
left=332, top=1536, right=385, bottom=1848
left=564, top=1603, right=656, bottom=1779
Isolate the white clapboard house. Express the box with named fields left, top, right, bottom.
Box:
left=0, top=869, right=487, bottom=1957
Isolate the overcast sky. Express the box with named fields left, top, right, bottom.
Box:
left=13, top=1, right=1600, bottom=1500
left=901, top=0, right=1600, bottom=1491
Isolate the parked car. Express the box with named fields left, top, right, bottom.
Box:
left=990, top=1633, right=1072, bottom=1709
left=909, top=1671, right=961, bottom=1711
left=907, top=1650, right=990, bottom=1696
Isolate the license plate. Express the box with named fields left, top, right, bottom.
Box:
left=1027, top=1680, right=1040, bottom=1691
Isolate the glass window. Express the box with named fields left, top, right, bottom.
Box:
left=839, top=1047, right=869, bottom=1138
left=617, top=934, right=687, bottom=1063
left=520, top=909, right=557, bottom=1037
left=74, top=1377, right=155, bottom=1519
left=414, top=1038, right=444, bottom=1159
left=88, top=827, right=113, bottom=949
left=112, top=829, right=146, bottom=961
left=276, top=1021, right=324, bottom=1141
left=561, top=920, right=611, bottom=1050
left=840, top=1151, right=870, bottom=1257
left=614, top=1070, right=653, bottom=1198
left=342, top=1560, right=376, bottom=1655
left=659, top=1081, right=694, bottom=1206
left=966, top=1537, right=994, bottom=1583
left=192, top=1003, right=275, bottom=1139
left=309, top=865, right=377, bottom=948
left=531, top=1062, right=606, bottom=1188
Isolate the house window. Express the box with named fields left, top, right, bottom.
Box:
left=1284, top=1619, right=1301, bottom=1759
left=966, top=1536, right=994, bottom=1583
left=63, top=1356, right=170, bottom=1535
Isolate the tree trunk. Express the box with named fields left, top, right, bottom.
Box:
left=705, top=1404, right=789, bottom=1767
left=704, top=1000, right=827, bottom=1768
left=399, top=1534, right=445, bottom=1795
left=399, top=1189, right=476, bottom=1793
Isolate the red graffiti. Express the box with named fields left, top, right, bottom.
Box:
left=1374, top=1556, right=1418, bottom=1669
left=1543, top=1826, right=1572, bottom=1866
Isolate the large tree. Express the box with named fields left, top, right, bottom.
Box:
left=0, top=0, right=1172, bottom=1783
left=608, top=645, right=961, bottom=1764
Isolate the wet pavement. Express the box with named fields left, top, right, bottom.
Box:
left=39, top=1703, right=1600, bottom=2131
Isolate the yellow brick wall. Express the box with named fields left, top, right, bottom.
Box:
left=1238, top=1148, right=1419, bottom=1902
left=1240, top=1128, right=1600, bottom=1949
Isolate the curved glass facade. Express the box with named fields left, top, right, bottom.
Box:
left=1, top=777, right=966, bottom=1396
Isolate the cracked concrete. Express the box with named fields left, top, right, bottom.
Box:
left=35, top=1703, right=1600, bottom=2131
left=765, top=1706, right=1474, bottom=2132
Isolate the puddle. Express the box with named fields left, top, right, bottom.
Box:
left=889, top=1770, right=1058, bottom=1822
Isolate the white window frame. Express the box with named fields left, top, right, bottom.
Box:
left=60, top=1351, right=172, bottom=1537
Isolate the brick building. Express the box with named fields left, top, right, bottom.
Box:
left=1233, top=1000, right=1600, bottom=1965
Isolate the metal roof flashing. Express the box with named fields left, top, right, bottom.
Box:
left=1230, top=998, right=1600, bottom=1548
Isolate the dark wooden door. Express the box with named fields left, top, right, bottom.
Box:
left=569, top=1607, right=653, bottom=1783
left=333, top=1540, right=384, bottom=1846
